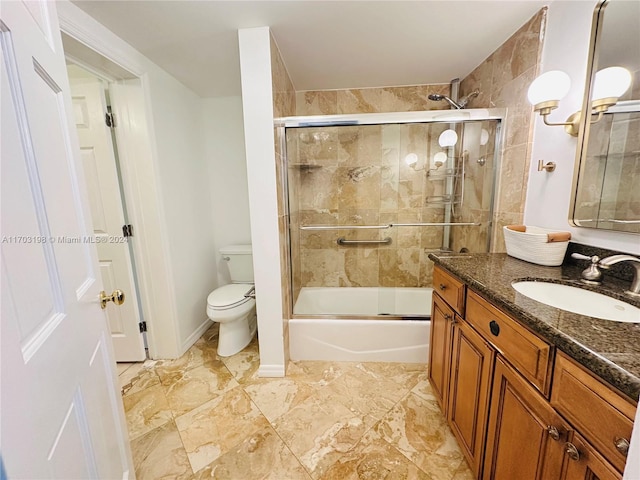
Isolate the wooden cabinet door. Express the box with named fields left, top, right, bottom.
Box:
left=484, top=357, right=568, bottom=480
left=448, top=319, right=495, bottom=477
left=561, top=432, right=621, bottom=480
left=429, top=293, right=455, bottom=412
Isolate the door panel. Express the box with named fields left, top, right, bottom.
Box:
left=484, top=357, right=567, bottom=480
left=1, top=2, right=133, bottom=478
left=448, top=319, right=494, bottom=476
left=69, top=73, right=145, bottom=361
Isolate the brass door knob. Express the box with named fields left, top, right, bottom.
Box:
left=100, top=289, right=125, bottom=309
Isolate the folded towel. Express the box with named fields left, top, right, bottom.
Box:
left=505, top=225, right=571, bottom=243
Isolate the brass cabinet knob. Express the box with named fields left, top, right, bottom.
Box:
left=564, top=442, right=580, bottom=461
left=439, top=283, right=447, bottom=291
left=546, top=426, right=561, bottom=441
left=614, top=437, right=630, bottom=456
left=100, top=289, right=125, bottom=309
left=444, top=313, right=453, bottom=321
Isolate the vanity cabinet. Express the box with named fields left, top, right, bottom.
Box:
left=428, top=265, right=636, bottom=480
left=483, top=357, right=568, bottom=479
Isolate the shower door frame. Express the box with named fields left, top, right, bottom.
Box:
left=276, top=108, right=506, bottom=321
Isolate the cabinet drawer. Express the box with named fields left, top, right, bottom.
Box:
left=466, top=290, right=553, bottom=395
left=551, top=352, right=636, bottom=473
left=433, top=266, right=465, bottom=315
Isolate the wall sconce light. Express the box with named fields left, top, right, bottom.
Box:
left=438, top=129, right=458, bottom=148
left=528, top=67, right=632, bottom=137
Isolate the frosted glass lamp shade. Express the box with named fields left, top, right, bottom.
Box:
left=591, top=66, right=632, bottom=101
left=404, top=153, right=418, bottom=166
left=527, top=70, right=571, bottom=107
left=480, top=129, right=489, bottom=146
left=438, top=129, right=458, bottom=148
left=433, top=151, right=447, bottom=167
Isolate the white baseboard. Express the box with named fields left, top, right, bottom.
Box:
left=258, top=364, right=285, bottom=377
left=180, top=318, right=212, bottom=355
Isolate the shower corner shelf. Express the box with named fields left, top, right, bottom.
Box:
left=427, top=168, right=458, bottom=180
left=425, top=195, right=461, bottom=206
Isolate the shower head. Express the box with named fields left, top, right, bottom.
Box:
left=428, top=89, right=481, bottom=110
left=457, top=89, right=480, bottom=109
left=428, top=94, right=463, bottom=110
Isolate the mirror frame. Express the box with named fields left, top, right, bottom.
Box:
left=569, top=0, right=639, bottom=233
left=569, top=0, right=607, bottom=229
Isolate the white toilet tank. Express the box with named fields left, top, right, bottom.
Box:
left=220, top=245, right=254, bottom=283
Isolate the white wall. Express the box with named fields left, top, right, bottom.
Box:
left=525, top=0, right=639, bottom=255
left=202, top=97, right=252, bottom=286
left=238, top=27, right=286, bottom=377
left=58, top=1, right=216, bottom=358
left=147, top=70, right=217, bottom=352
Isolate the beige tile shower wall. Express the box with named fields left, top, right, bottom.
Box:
left=289, top=123, right=448, bottom=290
left=290, top=83, right=452, bottom=294
left=296, top=85, right=450, bottom=116
left=460, top=8, right=547, bottom=252
left=270, top=34, right=296, bottom=348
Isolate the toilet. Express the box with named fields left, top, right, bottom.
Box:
left=206, top=245, right=257, bottom=357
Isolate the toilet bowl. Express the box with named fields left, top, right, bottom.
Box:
left=206, top=245, right=257, bottom=356
left=206, top=284, right=256, bottom=356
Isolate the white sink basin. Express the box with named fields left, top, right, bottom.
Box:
left=512, top=281, right=640, bottom=323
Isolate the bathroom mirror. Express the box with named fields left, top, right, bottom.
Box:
left=570, top=0, right=640, bottom=233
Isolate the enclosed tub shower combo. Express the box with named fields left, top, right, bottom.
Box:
left=275, top=109, right=505, bottom=362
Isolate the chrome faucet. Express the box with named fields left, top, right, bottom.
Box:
left=572, top=253, right=640, bottom=297
left=599, top=255, right=640, bottom=297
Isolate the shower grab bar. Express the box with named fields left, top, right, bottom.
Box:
left=300, top=225, right=391, bottom=230
left=337, top=237, right=392, bottom=246
left=301, top=222, right=481, bottom=230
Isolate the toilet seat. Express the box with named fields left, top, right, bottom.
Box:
left=207, top=284, right=254, bottom=311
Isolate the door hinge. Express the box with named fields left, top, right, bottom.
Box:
left=105, top=112, right=115, bottom=128
left=139, top=321, right=147, bottom=333
left=122, top=224, right=133, bottom=237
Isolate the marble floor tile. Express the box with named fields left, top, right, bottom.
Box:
left=219, top=337, right=260, bottom=383
left=155, top=340, right=219, bottom=385
left=124, top=328, right=468, bottom=480
left=117, top=362, right=136, bottom=375
left=121, top=364, right=161, bottom=397
left=163, top=362, right=238, bottom=417
left=131, top=421, right=192, bottom=480
left=344, top=361, right=426, bottom=390
left=285, top=361, right=347, bottom=388
left=191, top=424, right=312, bottom=480
left=318, top=429, right=431, bottom=480
left=243, top=376, right=316, bottom=423
left=123, top=383, right=173, bottom=441
left=316, top=370, right=408, bottom=425
left=175, top=385, right=270, bottom=473
left=272, top=393, right=371, bottom=479
left=374, top=391, right=467, bottom=480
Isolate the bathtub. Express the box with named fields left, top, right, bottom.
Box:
left=289, top=287, right=431, bottom=363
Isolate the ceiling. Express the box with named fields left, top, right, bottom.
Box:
left=71, top=1, right=548, bottom=98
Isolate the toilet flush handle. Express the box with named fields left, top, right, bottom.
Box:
left=222, top=256, right=230, bottom=261
left=244, top=286, right=256, bottom=299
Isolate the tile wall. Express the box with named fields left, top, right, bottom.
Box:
left=459, top=8, right=547, bottom=251
left=271, top=8, right=547, bottom=310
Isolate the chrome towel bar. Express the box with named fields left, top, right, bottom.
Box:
left=337, top=237, right=392, bottom=246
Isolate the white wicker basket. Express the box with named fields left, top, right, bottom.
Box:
left=503, top=226, right=570, bottom=266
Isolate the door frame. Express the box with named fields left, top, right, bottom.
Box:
left=58, top=1, right=181, bottom=359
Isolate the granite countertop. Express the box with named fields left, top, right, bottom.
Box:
left=428, top=252, right=640, bottom=402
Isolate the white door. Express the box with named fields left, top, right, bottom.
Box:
left=69, top=73, right=146, bottom=362
left=0, top=2, right=134, bottom=478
